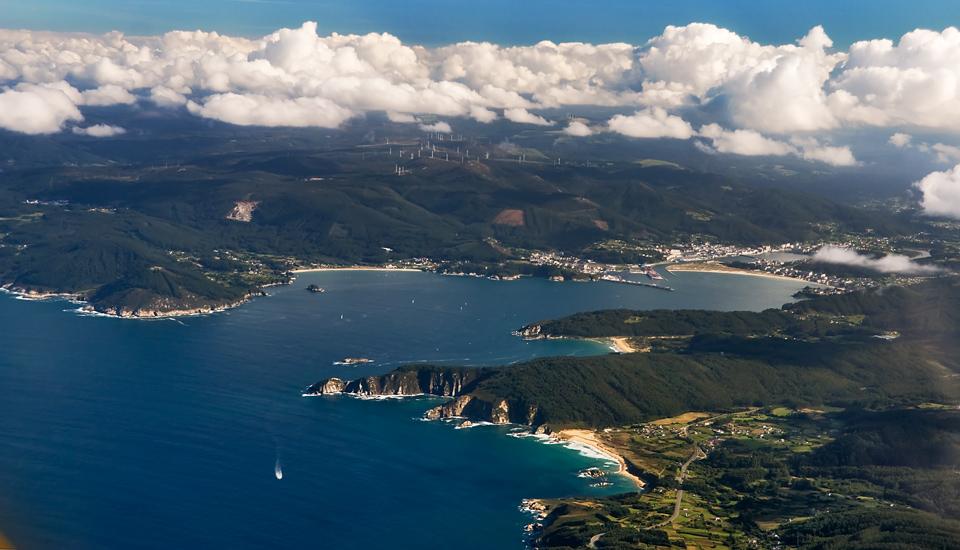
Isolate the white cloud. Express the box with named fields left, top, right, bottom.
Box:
left=834, top=27, right=960, bottom=130
left=80, top=84, right=136, bottom=106
left=187, top=93, right=354, bottom=128
left=914, top=164, right=960, bottom=219
left=608, top=107, right=695, bottom=139
left=386, top=111, right=416, bottom=123
left=468, top=105, right=497, bottom=123
left=0, top=82, right=82, bottom=134
left=418, top=121, right=451, bottom=133
left=929, top=143, right=960, bottom=164
left=698, top=124, right=793, bottom=156
left=793, top=138, right=858, bottom=167
left=697, top=125, right=857, bottom=166
left=563, top=120, right=593, bottom=137
left=889, top=132, right=912, bottom=148
left=0, top=21, right=955, bottom=145
left=812, top=245, right=941, bottom=274
left=73, top=124, right=126, bottom=137
left=150, top=86, right=188, bottom=108
left=503, top=107, right=551, bottom=126
left=638, top=24, right=844, bottom=134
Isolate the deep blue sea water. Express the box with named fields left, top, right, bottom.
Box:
left=0, top=270, right=810, bottom=549
left=7, top=0, right=960, bottom=46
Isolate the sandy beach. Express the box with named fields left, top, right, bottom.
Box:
left=607, top=337, right=637, bottom=353
left=556, top=429, right=645, bottom=490
left=666, top=262, right=808, bottom=283
left=291, top=266, right=424, bottom=273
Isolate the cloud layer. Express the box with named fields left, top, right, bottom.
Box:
left=1, top=21, right=960, bottom=165
left=812, top=245, right=941, bottom=274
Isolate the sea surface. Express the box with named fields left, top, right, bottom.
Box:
left=0, top=270, right=810, bottom=549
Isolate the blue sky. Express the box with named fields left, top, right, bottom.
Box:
left=3, top=0, right=960, bottom=45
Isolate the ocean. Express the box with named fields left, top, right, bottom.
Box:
left=0, top=270, right=810, bottom=548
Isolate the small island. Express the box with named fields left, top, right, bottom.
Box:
left=333, top=357, right=374, bottom=366
left=306, top=284, right=326, bottom=293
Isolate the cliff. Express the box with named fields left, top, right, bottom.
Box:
left=304, top=365, right=545, bottom=428
left=303, top=365, right=485, bottom=398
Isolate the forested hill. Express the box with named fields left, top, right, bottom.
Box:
left=315, top=279, right=960, bottom=429
left=525, top=277, right=960, bottom=340
left=0, top=126, right=922, bottom=315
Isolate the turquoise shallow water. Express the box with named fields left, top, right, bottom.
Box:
left=0, top=270, right=809, bottom=549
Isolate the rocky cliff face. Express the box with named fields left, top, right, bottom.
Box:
left=302, top=366, right=484, bottom=398
left=514, top=323, right=543, bottom=339
left=305, top=366, right=546, bottom=428
left=423, top=395, right=541, bottom=426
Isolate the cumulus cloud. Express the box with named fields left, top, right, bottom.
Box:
left=0, top=82, right=83, bottom=134
left=926, top=143, right=960, bottom=164
left=698, top=124, right=794, bottom=156
left=638, top=24, right=844, bottom=134
left=792, top=138, right=858, bottom=167
left=73, top=124, right=126, bottom=137
left=914, top=164, right=960, bottom=219
left=896, top=138, right=960, bottom=163
left=835, top=27, right=960, bottom=129
left=150, top=86, right=188, bottom=108
left=696, top=124, right=857, bottom=166
left=889, top=132, right=912, bottom=148
left=812, top=245, right=941, bottom=274
left=503, top=107, right=551, bottom=125
left=0, top=20, right=956, bottom=148
left=608, top=107, right=694, bottom=139
left=468, top=105, right=497, bottom=123
left=386, top=111, right=416, bottom=123
left=563, top=120, right=593, bottom=137
left=187, top=93, right=354, bottom=128
left=418, top=121, right=451, bottom=133
left=80, top=84, right=136, bottom=106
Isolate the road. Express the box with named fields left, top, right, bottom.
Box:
left=587, top=533, right=605, bottom=548
left=648, top=444, right=705, bottom=529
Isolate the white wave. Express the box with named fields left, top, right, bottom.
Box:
left=561, top=441, right=619, bottom=465
left=454, top=421, right=497, bottom=429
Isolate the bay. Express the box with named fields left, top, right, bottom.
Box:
left=0, top=270, right=809, bottom=549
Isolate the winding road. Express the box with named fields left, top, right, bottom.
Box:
left=648, top=444, right=706, bottom=529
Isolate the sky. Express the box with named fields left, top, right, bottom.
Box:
left=3, top=1, right=960, bottom=218
left=2, top=0, right=960, bottom=46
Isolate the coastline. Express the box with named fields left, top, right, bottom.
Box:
left=291, top=266, right=423, bottom=273
left=666, top=262, right=808, bottom=283
left=1, top=284, right=259, bottom=320
left=606, top=336, right=636, bottom=354
left=0, top=264, right=423, bottom=320
left=555, top=429, right=645, bottom=490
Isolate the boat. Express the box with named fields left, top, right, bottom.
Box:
left=274, top=458, right=283, bottom=480
left=644, top=267, right=664, bottom=280
left=333, top=357, right=374, bottom=366
left=306, top=284, right=326, bottom=293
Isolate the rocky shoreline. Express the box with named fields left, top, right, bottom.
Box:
left=303, top=366, right=548, bottom=429
left=0, top=283, right=263, bottom=319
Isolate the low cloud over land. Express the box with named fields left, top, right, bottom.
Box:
left=813, top=245, right=941, bottom=275
left=2, top=21, right=960, bottom=167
